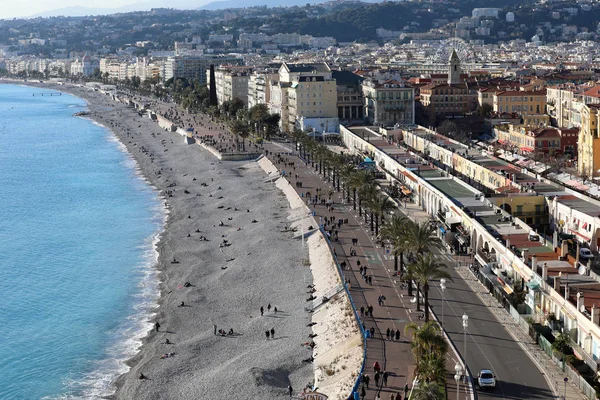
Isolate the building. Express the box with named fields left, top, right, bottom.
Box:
left=419, top=50, right=477, bottom=118
left=332, top=70, right=364, bottom=124
left=70, top=54, right=98, bottom=76
left=165, top=55, right=243, bottom=84
left=496, top=124, right=578, bottom=156
left=247, top=66, right=279, bottom=108
left=269, top=63, right=337, bottom=133
left=493, top=90, right=547, bottom=115
left=578, top=104, right=600, bottom=178
left=362, top=79, right=414, bottom=126
left=208, top=65, right=251, bottom=106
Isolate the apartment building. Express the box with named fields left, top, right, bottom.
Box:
left=269, top=63, right=337, bottom=133
left=493, top=89, right=547, bottom=115
left=332, top=70, right=364, bottom=123
left=165, top=55, right=243, bottom=84
left=495, top=124, right=578, bottom=156
left=208, top=65, right=251, bottom=106
left=578, top=104, right=600, bottom=178
left=362, top=78, right=414, bottom=126
left=247, top=66, right=279, bottom=108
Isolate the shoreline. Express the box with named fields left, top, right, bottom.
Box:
left=22, top=82, right=316, bottom=399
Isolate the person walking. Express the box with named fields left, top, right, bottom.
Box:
left=267, top=303, right=271, bottom=312
left=373, top=361, right=381, bottom=373
left=395, top=393, right=402, bottom=400
left=374, top=371, right=380, bottom=386
left=270, top=327, right=275, bottom=339
left=360, top=385, right=366, bottom=400
left=360, top=306, right=365, bottom=316
left=370, top=327, right=375, bottom=337
left=288, top=385, right=293, bottom=398
left=265, top=330, right=270, bottom=339
left=260, top=306, right=264, bottom=316
left=383, top=371, right=389, bottom=387
left=386, top=327, right=391, bottom=340
left=155, top=322, right=160, bottom=332
left=395, top=329, right=401, bottom=341
left=404, top=383, right=409, bottom=398
left=213, top=324, right=217, bottom=335
left=363, top=374, right=370, bottom=389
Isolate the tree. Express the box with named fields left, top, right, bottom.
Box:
left=369, top=194, right=395, bottom=236
left=229, top=118, right=247, bottom=151
left=477, top=103, right=493, bottom=116
left=381, top=214, right=409, bottom=272
left=404, top=220, right=443, bottom=300
left=406, top=254, right=452, bottom=322
left=348, top=169, right=375, bottom=212
left=411, top=381, right=443, bottom=400
left=437, top=120, right=459, bottom=137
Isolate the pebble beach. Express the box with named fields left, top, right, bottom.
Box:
left=36, top=84, right=317, bottom=399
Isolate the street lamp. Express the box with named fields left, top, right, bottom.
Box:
left=462, top=314, right=469, bottom=362
left=440, top=278, right=447, bottom=327
left=454, top=363, right=463, bottom=400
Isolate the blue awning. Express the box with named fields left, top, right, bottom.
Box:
left=439, top=226, right=446, bottom=234
left=526, top=280, right=540, bottom=290
left=364, top=157, right=373, bottom=162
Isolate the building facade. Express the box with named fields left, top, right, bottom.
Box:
left=362, top=79, right=414, bottom=126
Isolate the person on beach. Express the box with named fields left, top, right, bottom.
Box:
left=260, top=306, right=264, bottom=316
left=139, top=373, right=146, bottom=380
left=267, top=303, right=271, bottom=312
left=155, top=322, right=160, bottom=332
left=265, top=330, right=270, bottom=339
left=270, top=327, right=275, bottom=339
left=288, top=385, right=293, bottom=397
left=213, top=324, right=217, bottom=335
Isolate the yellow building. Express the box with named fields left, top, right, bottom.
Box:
left=578, top=104, right=600, bottom=177
left=493, top=89, right=547, bottom=115
left=274, top=63, right=338, bottom=132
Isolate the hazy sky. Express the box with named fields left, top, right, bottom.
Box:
left=1, top=0, right=141, bottom=18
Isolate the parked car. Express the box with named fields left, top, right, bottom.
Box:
left=478, top=369, right=496, bottom=389
left=580, top=248, right=594, bottom=260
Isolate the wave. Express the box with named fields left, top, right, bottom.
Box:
left=45, top=123, right=168, bottom=400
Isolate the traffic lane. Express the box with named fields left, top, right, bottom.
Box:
left=428, top=268, right=553, bottom=400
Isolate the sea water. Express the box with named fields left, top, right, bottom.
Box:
left=0, top=85, right=164, bottom=399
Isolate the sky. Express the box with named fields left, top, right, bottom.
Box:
left=0, top=0, right=148, bottom=18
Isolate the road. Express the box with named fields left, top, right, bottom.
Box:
left=428, top=258, right=554, bottom=400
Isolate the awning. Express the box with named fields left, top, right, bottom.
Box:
left=402, top=188, right=412, bottom=195
left=526, top=280, right=540, bottom=290
left=439, top=226, right=446, bottom=234
left=457, top=235, right=469, bottom=245
left=520, top=146, right=534, bottom=153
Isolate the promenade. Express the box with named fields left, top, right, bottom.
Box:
left=265, top=141, right=430, bottom=400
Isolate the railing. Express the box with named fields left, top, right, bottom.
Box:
left=319, top=226, right=370, bottom=399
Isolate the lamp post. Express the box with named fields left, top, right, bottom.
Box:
left=462, top=314, right=469, bottom=362
left=564, top=377, right=568, bottom=400
left=440, top=278, right=447, bottom=327
left=454, top=363, right=463, bottom=400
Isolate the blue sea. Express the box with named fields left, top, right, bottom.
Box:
left=0, top=85, right=165, bottom=399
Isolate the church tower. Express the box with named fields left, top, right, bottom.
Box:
left=448, top=49, right=461, bottom=85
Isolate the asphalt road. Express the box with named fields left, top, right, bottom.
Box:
left=427, top=261, right=554, bottom=400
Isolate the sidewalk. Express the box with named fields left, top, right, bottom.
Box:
left=265, top=143, right=432, bottom=399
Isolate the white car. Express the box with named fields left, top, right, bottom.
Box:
left=478, top=369, right=496, bottom=389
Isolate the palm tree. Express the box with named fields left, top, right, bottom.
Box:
left=359, top=181, right=379, bottom=226
left=406, top=254, right=452, bottom=322
left=404, top=220, right=443, bottom=300
left=381, top=214, right=408, bottom=272
left=339, top=163, right=357, bottom=202
left=370, top=194, right=396, bottom=236
left=348, top=169, right=374, bottom=212
left=411, top=381, right=443, bottom=400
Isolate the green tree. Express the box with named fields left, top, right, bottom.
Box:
left=406, top=254, right=452, bottom=322
left=411, top=381, right=443, bottom=400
